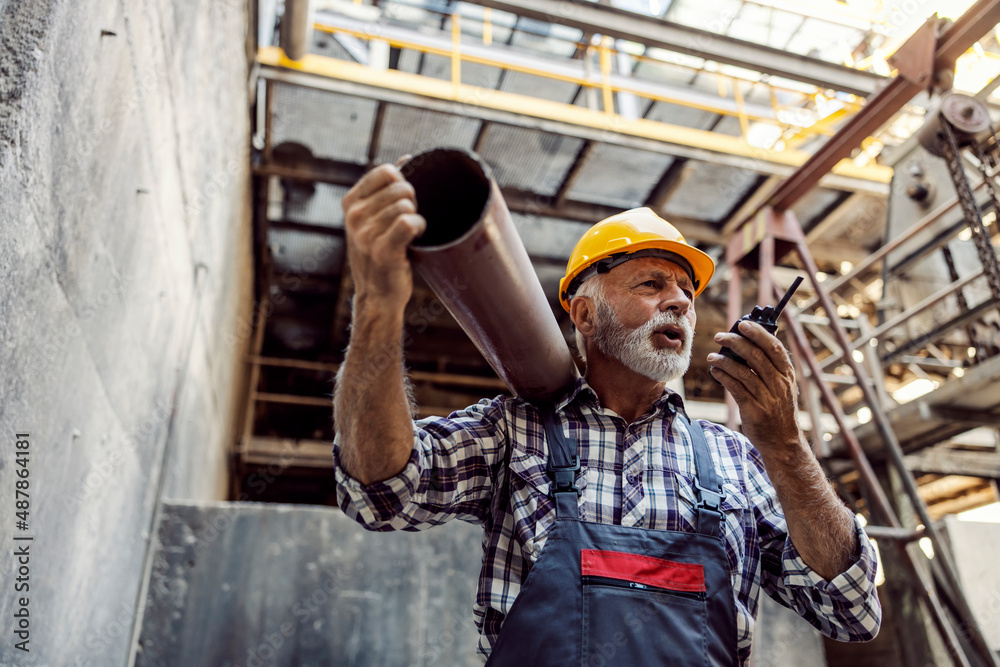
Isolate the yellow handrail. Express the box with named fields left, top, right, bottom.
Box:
left=312, top=22, right=807, bottom=127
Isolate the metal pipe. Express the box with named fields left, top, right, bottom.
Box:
left=281, top=0, right=313, bottom=61
left=863, top=525, right=926, bottom=543
left=401, top=148, right=578, bottom=403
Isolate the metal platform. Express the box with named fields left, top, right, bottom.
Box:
left=828, top=353, right=1000, bottom=462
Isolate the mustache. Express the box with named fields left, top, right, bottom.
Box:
left=637, top=311, right=693, bottom=339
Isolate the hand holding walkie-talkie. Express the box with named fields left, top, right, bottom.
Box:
left=717, top=276, right=803, bottom=369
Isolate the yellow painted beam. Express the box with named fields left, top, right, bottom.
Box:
left=258, top=47, right=893, bottom=185
left=784, top=106, right=854, bottom=149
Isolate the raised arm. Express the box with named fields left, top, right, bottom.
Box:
left=334, top=162, right=426, bottom=485
left=708, top=320, right=857, bottom=580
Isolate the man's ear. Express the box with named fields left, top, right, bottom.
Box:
left=570, top=296, right=596, bottom=337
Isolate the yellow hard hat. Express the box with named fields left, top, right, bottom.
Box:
left=559, top=207, right=715, bottom=312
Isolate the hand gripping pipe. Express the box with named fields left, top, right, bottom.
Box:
left=401, top=148, right=579, bottom=402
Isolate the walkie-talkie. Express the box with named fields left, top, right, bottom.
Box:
left=718, top=276, right=803, bottom=366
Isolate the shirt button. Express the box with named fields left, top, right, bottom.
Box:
left=626, top=473, right=636, bottom=485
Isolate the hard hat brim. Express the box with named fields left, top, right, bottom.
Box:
left=559, top=239, right=715, bottom=311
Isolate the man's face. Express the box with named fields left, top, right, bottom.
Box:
left=589, top=257, right=697, bottom=383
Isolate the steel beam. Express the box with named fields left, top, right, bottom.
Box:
left=758, top=0, right=1000, bottom=216
left=256, top=159, right=878, bottom=264
left=258, top=51, right=892, bottom=193
left=906, top=448, right=1000, bottom=477
left=456, top=0, right=884, bottom=96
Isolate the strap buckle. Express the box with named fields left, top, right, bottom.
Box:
left=547, top=455, right=581, bottom=497
left=694, top=481, right=725, bottom=514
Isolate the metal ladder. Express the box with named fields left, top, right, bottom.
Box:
left=726, top=147, right=1000, bottom=665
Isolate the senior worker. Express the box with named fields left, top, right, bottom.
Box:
left=332, top=163, right=881, bottom=666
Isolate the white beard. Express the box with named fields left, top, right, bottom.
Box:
left=591, top=301, right=693, bottom=383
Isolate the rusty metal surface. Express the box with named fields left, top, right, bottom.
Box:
left=757, top=0, right=1000, bottom=216
left=887, top=16, right=940, bottom=88
left=402, top=148, right=578, bottom=402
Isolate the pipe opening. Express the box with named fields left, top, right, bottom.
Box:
left=401, top=149, right=492, bottom=247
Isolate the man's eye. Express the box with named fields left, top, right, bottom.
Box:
left=682, top=289, right=693, bottom=299
left=639, top=280, right=656, bottom=288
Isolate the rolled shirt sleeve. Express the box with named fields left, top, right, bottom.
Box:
left=771, top=517, right=882, bottom=642
left=749, top=447, right=882, bottom=642
left=333, top=396, right=509, bottom=532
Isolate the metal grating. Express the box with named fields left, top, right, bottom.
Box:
left=499, top=70, right=580, bottom=104
left=397, top=49, right=504, bottom=89
left=268, top=228, right=345, bottom=278
left=310, top=31, right=355, bottom=61
left=567, top=143, right=674, bottom=208
left=665, top=0, right=745, bottom=32
left=707, top=115, right=743, bottom=137
left=273, top=182, right=350, bottom=227
left=643, top=101, right=718, bottom=130
left=460, top=61, right=506, bottom=90
left=271, top=85, right=376, bottom=163
left=479, top=124, right=584, bottom=195
left=782, top=18, right=867, bottom=63
left=509, top=18, right=582, bottom=58
left=791, top=187, right=846, bottom=228
left=726, top=3, right=804, bottom=49
left=662, top=161, right=759, bottom=222
left=634, top=49, right=707, bottom=87
left=511, top=213, right=591, bottom=260
left=374, top=105, right=480, bottom=164
left=443, top=7, right=518, bottom=44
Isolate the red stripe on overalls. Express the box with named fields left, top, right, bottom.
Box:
left=581, top=549, right=706, bottom=593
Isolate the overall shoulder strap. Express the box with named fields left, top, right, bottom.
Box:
left=541, top=405, right=580, bottom=519
left=676, top=412, right=725, bottom=537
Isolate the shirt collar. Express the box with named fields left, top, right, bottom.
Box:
left=554, top=376, right=686, bottom=418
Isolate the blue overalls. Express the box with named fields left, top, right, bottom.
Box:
left=486, top=406, right=739, bottom=666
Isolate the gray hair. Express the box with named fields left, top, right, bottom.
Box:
left=571, top=274, right=609, bottom=363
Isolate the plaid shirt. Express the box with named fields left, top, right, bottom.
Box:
left=333, top=377, right=881, bottom=664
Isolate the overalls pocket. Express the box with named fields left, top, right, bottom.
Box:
left=580, top=549, right=709, bottom=667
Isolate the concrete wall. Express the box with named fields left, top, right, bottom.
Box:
left=944, top=516, right=1000, bottom=653
left=136, top=502, right=483, bottom=666
left=752, top=592, right=826, bottom=667
left=0, top=0, right=252, bottom=664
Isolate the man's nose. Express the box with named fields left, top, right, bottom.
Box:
left=659, top=285, right=691, bottom=314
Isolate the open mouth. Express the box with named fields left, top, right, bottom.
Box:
left=655, top=325, right=684, bottom=346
